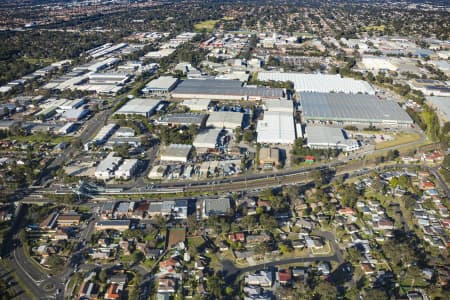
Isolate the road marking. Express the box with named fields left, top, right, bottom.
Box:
left=13, top=249, right=40, bottom=283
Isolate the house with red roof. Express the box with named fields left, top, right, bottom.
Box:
left=277, top=269, right=292, bottom=285
left=337, top=207, right=357, bottom=216
left=228, top=232, right=245, bottom=243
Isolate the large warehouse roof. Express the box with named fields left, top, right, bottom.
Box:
left=426, top=96, right=450, bottom=123
left=305, top=126, right=360, bottom=152
left=258, top=72, right=375, bottom=94
left=144, top=76, right=179, bottom=90
left=257, top=111, right=296, bottom=144
left=172, top=79, right=284, bottom=99
left=300, top=92, right=413, bottom=125
left=264, top=99, right=293, bottom=113
left=207, top=111, right=244, bottom=129
left=193, top=128, right=222, bottom=148
left=114, top=98, right=160, bottom=116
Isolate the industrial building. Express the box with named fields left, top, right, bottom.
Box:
left=141, top=76, right=179, bottom=94
left=182, top=99, right=211, bottom=111
left=95, top=220, right=130, bottom=232
left=426, top=96, right=450, bottom=125
left=259, top=147, right=280, bottom=169
left=408, top=79, right=450, bottom=97
left=305, top=126, right=360, bottom=152
left=171, top=79, right=284, bottom=101
left=264, top=99, right=294, bottom=113
left=114, top=98, right=160, bottom=118
left=62, top=108, right=90, bottom=121
left=257, top=72, right=375, bottom=94
left=95, top=153, right=123, bottom=180
left=207, top=111, right=244, bottom=129
left=160, top=144, right=193, bottom=163
left=300, top=92, right=413, bottom=126
left=59, top=98, right=86, bottom=110
left=58, top=122, right=77, bottom=135
left=361, top=56, right=398, bottom=71
left=203, top=197, right=231, bottom=218
left=157, top=113, right=207, bottom=127
left=115, top=159, right=138, bottom=180
left=93, top=123, right=118, bottom=145
left=193, top=128, right=222, bottom=150
left=257, top=111, right=296, bottom=144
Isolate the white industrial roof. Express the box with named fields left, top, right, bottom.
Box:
left=115, top=98, right=160, bottom=115
left=96, top=153, right=122, bottom=173
left=264, top=99, right=293, bottom=113
left=207, top=111, right=244, bottom=128
left=182, top=99, right=211, bottom=111
left=145, top=76, right=178, bottom=90
left=161, top=144, right=192, bottom=159
left=258, top=72, right=375, bottom=94
left=257, top=111, right=296, bottom=144
left=193, top=128, right=222, bottom=148
left=117, top=159, right=138, bottom=172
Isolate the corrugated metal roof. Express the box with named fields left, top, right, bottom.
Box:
left=258, top=72, right=375, bottom=94
left=300, top=92, right=412, bottom=124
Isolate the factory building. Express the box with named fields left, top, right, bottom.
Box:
left=305, top=126, right=360, bottom=152
left=141, top=76, right=179, bottom=94
left=257, top=111, right=296, bottom=144
left=300, top=92, right=413, bottom=126
left=193, top=128, right=223, bottom=151
left=171, top=79, right=284, bottom=101
left=93, top=123, right=118, bottom=145
left=62, top=108, right=90, bottom=121
left=182, top=99, right=212, bottom=111
left=160, top=144, right=193, bottom=163
left=114, top=98, right=160, bottom=118
left=157, top=113, right=207, bottom=127
left=258, top=72, right=375, bottom=94
left=264, top=99, right=294, bottom=113
left=115, top=159, right=139, bottom=180
left=95, top=153, right=123, bottom=180
left=207, top=111, right=244, bottom=129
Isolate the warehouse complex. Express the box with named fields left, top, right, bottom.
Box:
left=193, top=128, right=223, bottom=150
left=141, top=76, right=179, bottom=94
left=305, top=126, right=360, bottom=152
left=114, top=98, right=160, bottom=117
left=300, top=92, right=413, bottom=126
left=182, top=99, right=211, bottom=111
left=207, top=111, right=244, bottom=129
left=258, top=72, right=375, bottom=94
left=426, top=96, right=450, bottom=125
left=157, top=113, right=207, bottom=127
left=172, top=79, right=284, bottom=101
left=160, top=144, right=193, bottom=163
left=257, top=111, right=297, bottom=144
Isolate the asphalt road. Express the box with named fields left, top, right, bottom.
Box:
left=221, top=230, right=344, bottom=284
left=34, top=108, right=113, bottom=186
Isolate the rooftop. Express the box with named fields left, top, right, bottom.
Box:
left=258, top=72, right=375, bottom=94
left=144, top=76, right=179, bottom=90
left=257, top=111, right=296, bottom=144
left=114, top=98, right=160, bottom=115
left=172, top=79, right=283, bottom=99
left=300, top=92, right=413, bottom=124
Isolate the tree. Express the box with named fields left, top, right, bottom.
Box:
left=132, top=250, right=145, bottom=264
left=206, top=273, right=224, bottom=299
left=99, top=269, right=108, bottom=283
left=313, top=281, right=337, bottom=300
left=259, top=214, right=277, bottom=231
left=363, top=288, right=387, bottom=300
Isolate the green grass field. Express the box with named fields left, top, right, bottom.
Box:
left=194, top=19, right=221, bottom=32
left=375, top=132, right=422, bottom=150
left=363, top=25, right=386, bottom=31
